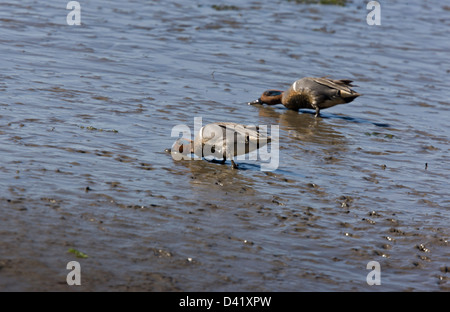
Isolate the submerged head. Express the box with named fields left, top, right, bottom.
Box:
left=248, top=90, right=283, bottom=106
left=169, top=137, right=194, bottom=155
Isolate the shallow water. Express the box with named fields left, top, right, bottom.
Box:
left=0, top=0, right=449, bottom=291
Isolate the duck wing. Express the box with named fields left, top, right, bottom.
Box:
left=211, top=123, right=271, bottom=157
left=312, top=77, right=359, bottom=94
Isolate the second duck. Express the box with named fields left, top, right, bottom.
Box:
left=248, top=77, right=361, bottom=117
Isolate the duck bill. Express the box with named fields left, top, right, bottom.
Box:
left=248, top=98, right=262, bottom=105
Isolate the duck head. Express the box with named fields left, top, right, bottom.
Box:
left=248, top=90, right=283, bottom=105
left=168, top=137, right=194, bottom=155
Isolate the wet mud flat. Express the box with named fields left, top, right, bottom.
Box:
left=1, top=133, right=448, bottom=292
left=1, top=0, right=450, bottom=291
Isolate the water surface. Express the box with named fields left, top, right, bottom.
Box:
left=0, top=0, right=449, bottom=291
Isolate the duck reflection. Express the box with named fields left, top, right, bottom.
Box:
left=169, top=154, right=261, bottom=196
left=256, top=105, right=347, bottom=146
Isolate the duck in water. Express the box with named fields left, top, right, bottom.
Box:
left=248, top=77, right=361, bottom=117
left=168, top=122, right=271, bottom=169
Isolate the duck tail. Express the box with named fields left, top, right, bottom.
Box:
left=340, top=89, right=361, bottom=103
left=337, top=79, right=354, bottom=85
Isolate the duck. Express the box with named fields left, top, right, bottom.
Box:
left=248, top=77, right=361, bottom=117
left=169, top=122, right=271, bottom=169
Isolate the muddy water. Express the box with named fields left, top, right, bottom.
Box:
left=0, top=0, right=449, bottom=291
